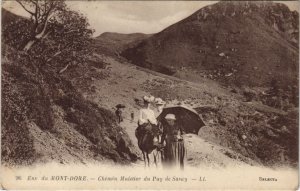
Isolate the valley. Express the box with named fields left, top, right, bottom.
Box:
left=1, top=1, right=298, bottom=170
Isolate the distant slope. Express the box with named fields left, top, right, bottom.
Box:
left=2, top=8, right=28, bottom=24
left=93, top=32, right=152, bottom=56
left=121, top=1, right=299, bottom=87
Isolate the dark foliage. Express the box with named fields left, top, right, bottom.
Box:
left=195, top=103, right=298, bottom=167
left=1, top=7, right=138, bottom=165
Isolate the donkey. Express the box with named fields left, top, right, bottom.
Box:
left=135, top=123, right=162, bottom=167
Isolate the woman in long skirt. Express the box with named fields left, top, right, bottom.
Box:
left=160, top=114, right=185, bottom=169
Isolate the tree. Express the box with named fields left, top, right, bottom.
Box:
left=3, top=0, right=94, bottom=71
left=32, top=8, right=94, bottom=70
left=15, top=0, right=66, bottom=52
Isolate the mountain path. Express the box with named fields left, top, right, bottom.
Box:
left=119, top=118, right=256, bottom=168
left=82, top=54, right=258, bottom=168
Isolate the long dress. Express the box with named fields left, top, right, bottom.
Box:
left=135, top=108, right=158, bottom=148
left=161, top=122, right=185, bottom=169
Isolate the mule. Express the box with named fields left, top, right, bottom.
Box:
left=135, top=123, right=162, bottom=167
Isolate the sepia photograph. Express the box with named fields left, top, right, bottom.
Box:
left=1, top=0, right=299, bottom=190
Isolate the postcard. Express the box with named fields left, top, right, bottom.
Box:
left=1, top=0, right=299, bottom=190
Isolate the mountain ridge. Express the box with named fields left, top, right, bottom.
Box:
left=93, top=32, right=152, bottom=56
left=121, top=1, right=299, bottom=88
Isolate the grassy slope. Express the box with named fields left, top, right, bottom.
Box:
left=1, top=44, right=139, bottom=166
left=121, top=1, right=299, bottom=88
left=1, top=8, right=139, bottom=165
left=73, top=51, right=298, bottom=168
left=93, top=32, right=152, bottom=57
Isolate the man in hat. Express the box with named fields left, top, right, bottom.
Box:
left=160, top=113, right=185, bottom=169
left=130, top=112, right=134, bottom=123
left=115, top=107, right=123, bottom=123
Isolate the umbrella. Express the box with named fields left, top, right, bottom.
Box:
left=116, top=104, right=126, bottom=108
left=157, top=105, right=205, bottom=134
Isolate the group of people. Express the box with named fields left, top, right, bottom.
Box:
left=136, top=95, right=185, bottom=169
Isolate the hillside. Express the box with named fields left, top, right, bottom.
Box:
left=66, top=51, right=298, bottom=168
left=93, top=32, right=151, bottom=57
left=1, top=9, right=138, bottom=166
left=1, top=4, right=298, bottom=170
left=121, top=1, right=299, bottom=89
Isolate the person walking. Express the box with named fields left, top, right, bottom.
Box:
left=160, top=113, right=185, bottom=169
left=154, top=97, right=166, bottom=144
left=130, top=112, right=134, bottom=123
left=115, top=107, right=123, bottom=124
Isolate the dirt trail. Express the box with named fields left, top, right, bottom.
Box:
left=78, top=54, right=258, bottom=168
left=183, top=134, right=257, bottom=168
left=119, top=118, right=257, bottom=168
left=119, top=119, right=139, bottom=151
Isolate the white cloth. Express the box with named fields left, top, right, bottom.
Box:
left=138, top=108, right=157, bottom=126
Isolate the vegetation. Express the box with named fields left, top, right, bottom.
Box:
left=1, top=2, right=137, bottom=165
left=121, top=1, right=299, bottom=88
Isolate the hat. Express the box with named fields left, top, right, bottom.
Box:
left=155, top=98, right=166, bottom=105
left=143, top=95, right=155, bottom=103
left=143, top=96, right=151, bottom=103
left=165, top=114, right=176, bottom=120
left=149, top=95, right=155, bottom=102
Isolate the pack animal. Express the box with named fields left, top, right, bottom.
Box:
left=135, top=123, right=162, bottom=167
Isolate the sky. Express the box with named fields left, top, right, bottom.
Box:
left=2, top=1, right=299, bottom=37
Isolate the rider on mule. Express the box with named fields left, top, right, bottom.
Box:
left=135, top=96, right=162, bottom=166
left=136, top=96, right=158, bottom=144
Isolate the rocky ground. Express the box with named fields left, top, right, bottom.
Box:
left=2, top=41, right=297, bottom=168
left=1, top=45, right=139, bottom=166
left=62, top=52, right=297, bottom=168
